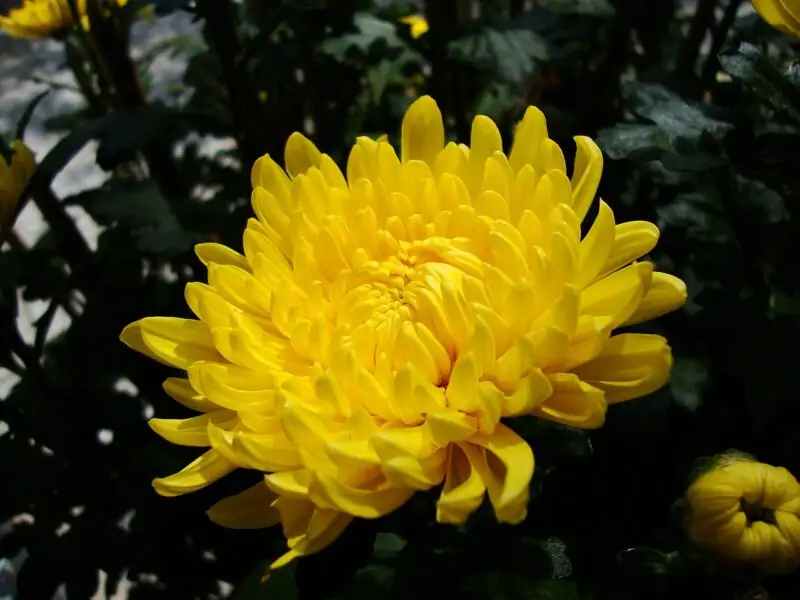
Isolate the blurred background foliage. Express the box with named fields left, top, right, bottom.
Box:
left=1, top=0, right=800, bottom=598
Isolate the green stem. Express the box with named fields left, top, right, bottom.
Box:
left=677, top=0, right=719, bottom=77
left=30, top=185, right=93, bottom=268
left=85, top=0, right=188, bottom=200
left=701, top=0, right=744, bottom=86
left=195, top=0, right=267, bottom=166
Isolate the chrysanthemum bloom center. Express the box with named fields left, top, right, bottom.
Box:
left=122, top=95, right=688, bottom=571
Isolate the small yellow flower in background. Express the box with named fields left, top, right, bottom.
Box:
left=0, top=140, right=36, bottom=236
left=685, top=455, right=800, bottom=574
left=752, top=0, right=800, bottom=38
left=121, top=95, right=686, bottom=572
left=0, top=0, right=127, bottom=39
left=400, top=14, right=429, bottom=39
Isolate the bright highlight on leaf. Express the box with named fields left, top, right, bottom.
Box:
left=121, top=95, right=686, bottom=573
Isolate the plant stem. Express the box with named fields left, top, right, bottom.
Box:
left=30, top=185, right=93, bottom=268
left=677, top=0, right=719, bottom=77
left=195, top=0, right=268, bottom=166
left=85, top=0, right=188, bottom=201
left=701, top=0, right=743, bottom=86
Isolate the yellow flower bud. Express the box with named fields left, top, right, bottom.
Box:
left=0, top=140, right=36, bottom=237
left=685, top=456, right=800, bottom=574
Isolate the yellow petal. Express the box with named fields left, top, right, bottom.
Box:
left=576, top=200, right=615, bottom=288
left=401, top=96, right=444, bottom=167
left=371, top=425, right=447, bottom=489
left=581, top=261, right=653, bottom=328
left=265, top=469, right=312, bottom=500
left=207, top=483, right=281, bottom=529
left=573, top=334, right=672, bottom=403
left=599, top=221, right=659, bottom=278
left=188, top=361, right=277, bottom=411
left=753, top=0, right=800, bottom=36
left=153, top=449, right=236, bottom=497
left=195, top=242, right=250, bottom=271
left=267, top=500, right=353, bottom=573
left=284, top=132, right=323, bottom=178
left=120, top=321, right=173, bottom=367
left=233, top=427, right=304, bottom=471
left=570, top=136, right=603, bottom=223
left=471, top=424, right=535, bottom=524
left=135, top=317, right=221, bottom=370
left=500, top=368, right=553, bottom=417
left=625, top=272, right=686, bottom=325
left=436, top=443, right=487, bottom=524
left=426, top=410, right=479, bottom=447
left=400, top=14, right=429, bottom=39
left=149, top=412, right=228, bottom=447
left=162, top=377, right=218, bottom=412
left=508, top=106, right=548, bottom=174
left=310, top=472, right=415, bottom=519
left=536, top=373, right=607, bottom=428
left=775, top=511, right=800, bottom=557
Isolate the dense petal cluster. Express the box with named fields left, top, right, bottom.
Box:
left=122, top=96, right=686, bottom=570
left=0, top=0, right=127, bottom=38
left=753, top=0, right=800, bottom=37
left=685, top=457, right=800, bottom=573
left=0, top=140, right=35, bottom=236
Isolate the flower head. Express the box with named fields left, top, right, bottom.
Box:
left=122, top=96, right=686, bottom=571
left=753, top=0, right=800, bottom=38
left=0, top=140, right=35, bottom=236
left=400, top=14, right=429, bottom=39
left=0, top=0, right=127, bottom=39
left=685, top=455, right=800, bottom=574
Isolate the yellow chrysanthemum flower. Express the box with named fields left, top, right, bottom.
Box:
left=0, top=140, right=36, bottom=236
left=0, top=0, right=127, bottom=39
left=400, top=14, right=429, bottom=39
left=121, top=96, right=686, bottom=571
left=686, top=456, right=800, bottom=574
left=753, top=0, right=800, bottom=37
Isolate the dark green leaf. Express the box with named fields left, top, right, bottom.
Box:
left=617, top=547, right=674, bottom=575
left=373, top=532, right=407, bottom=561
left=538, top=0, right=614, bottom=18
left=719, top=42, right=800, bottom=123
left=464, top=573, right=582, bottom=600
left=15, top=90, right=49, bottom=141
left=629, top=83, right=733, bottom=142
left=449, top=28, right=549, bottom=85
left=669, top=356, right=708, bottom=412
left=655, top=191, right=731, bottom=243
left=0, top=137, right=13, bottom=165
left=30, top=106, right=176, bottom=189
left=734, top=175, right=788, bottom=225
left=64, top=181, right=192, bottom=256
left=232, top=561, right=298, bottom=600
left=596, top=124, right=671, bottom=160
left=95, top=104, right=174, bottom=171
left=320, top=13, right=409, bottom=59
